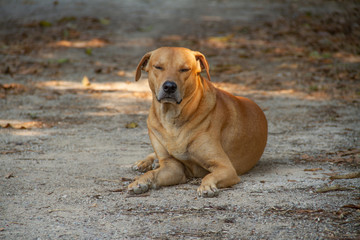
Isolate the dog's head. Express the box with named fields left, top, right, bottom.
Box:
left=135, top=47, right=210, bottom=105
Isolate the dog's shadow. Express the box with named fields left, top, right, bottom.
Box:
left=239, top=156, right=280, bottom=181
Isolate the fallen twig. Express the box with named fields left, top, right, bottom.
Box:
left=304, top=168, right=323, bottom=172
left=315, top=185, right=353, bottom=193
left=125, top=193, right=150, bottom=198
left=109, top=188, right=125, bottom=193
left=341, top=204, right=360, bottom=209
left=48, top=209, right=72, bottom=213
left=330, top=172, right=360, bottom=180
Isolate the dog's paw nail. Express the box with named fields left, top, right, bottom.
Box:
left=197, top=185, right=219, bottom=198
left=139, top=183, right=149, bottom=192
left=208, top=191, right=215, bottom=197
left=211, top=187, right=219, bottom=196
left=152, top=162, right=160, bottom=170
left=127, top=188, right=135, bottom=195
left=128, top=183, right=149, bottom=194
left=133, top=186, right=142, bottom=194
left=202, top=190, right=214, bottom=198
left=132, top=165, right=139, bottom=171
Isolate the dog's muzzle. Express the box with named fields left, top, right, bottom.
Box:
left=157, top=81, right=182, bottom=104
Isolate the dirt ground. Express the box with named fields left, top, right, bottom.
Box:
left=1, top=0, right=359, bottom=239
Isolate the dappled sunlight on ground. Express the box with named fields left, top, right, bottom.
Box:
left=0, top=120, right=49, bottom=129
left=50, top=38, right=108, bottom=48
left=38, top=79, right=151, bottom=93
left=214, top=82, right=331, bottom=101
left=5, top=129, right=47, bottom=137
left=36, top=77, right=330, bottom=102
left=333, top=52, right=360, bottom=63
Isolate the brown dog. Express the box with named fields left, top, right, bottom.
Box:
left=128, top=47, right=267, bottom=197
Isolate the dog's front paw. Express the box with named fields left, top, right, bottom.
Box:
left=128, top=181, right=150, bottom=194
left=127, top=172, right=157, bottom=194
left=132, top=158, right=159, bottom=172
left=197, top=183, right=219, bottom=198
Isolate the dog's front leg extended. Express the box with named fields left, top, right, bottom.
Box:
left=128, top=158, right=187, bottom=194
left=197, top=164, right=240, bottom=197
left=189, top=139, right=241, bottom=198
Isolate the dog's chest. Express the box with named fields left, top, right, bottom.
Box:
left=166, top=142, right=189, bottom=161
left=162, top=129, right=190, bottom=161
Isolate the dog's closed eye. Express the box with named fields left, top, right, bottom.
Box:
left=180, top=68, right=190, bottom=73
left=154, top=65, right=164, bottom=70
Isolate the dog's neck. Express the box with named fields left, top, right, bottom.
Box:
left=158, top=103, right=181, bottom=124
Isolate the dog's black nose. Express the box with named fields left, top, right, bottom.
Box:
left=163, top=81, right=177, bottom=94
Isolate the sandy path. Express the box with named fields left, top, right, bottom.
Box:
left=1, top=0, right=359, bottom=239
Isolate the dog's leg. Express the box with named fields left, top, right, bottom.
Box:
left=190, top=140, right=241, bottom=197
left=197, top=165, right=240, bottom=197
left=128, top=158, right=187, bottom=194
left=132, top=152, right=159, bottom=172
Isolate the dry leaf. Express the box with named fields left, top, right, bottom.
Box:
left=277, top=63, right=299, bottom=70
left=117, top=70, right=125, bottom=76
left=300, top=154, right=314, bottom=161
left=57, top=58, right=69, bottom=64
left=94, top=68, right=102, bottom=74
left=0, top=83, right=27, bottom=94
left=208, top=34, right=234, bottom=43
left=125, top=122, right=138, bottom=129
left=39, top=20, right=52, bottom=27
left=5, top=173, right=15, bottom=179
left=337, top=149, right=360, bottom=157
left=300, top=152, right=358, bottom=164
left=82, top=76, right=91, bottom=86
left=121, top=177, right=133, bottom=182
left=18, top=65, right=42, bottom=75
left=99, top=18, right=110, bottom=25
left=85, top=48, right=92, bottom=56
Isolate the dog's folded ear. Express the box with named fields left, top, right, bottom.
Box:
left=135, top=51, right=152, bottom=81
left=193, top=51, right=211, bottom=81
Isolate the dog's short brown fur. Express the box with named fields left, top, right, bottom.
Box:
left=128, top=47, right=267, bottom=197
